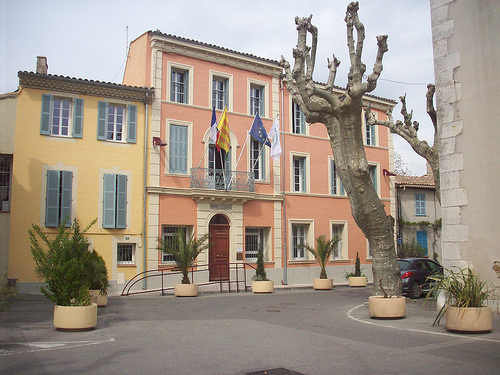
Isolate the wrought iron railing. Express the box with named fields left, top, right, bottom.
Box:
left=190, top=168, right=255, bottom=192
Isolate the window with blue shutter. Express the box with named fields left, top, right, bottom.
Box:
left=292, top=102, right=306, bottom=134
left=97, top=101, right=135, bottom=143
left=40, top=95, right=83, bottom=138
left=250, top=85, right=265, bottom=116
left=45, top=170, right=72, bottom=227
left=169, top=124, right=188, bottom=174
left=171, top=69, right=189, bottom=103
left=212, top=77, right=228, bottom=110
left=416, top=230, right=428, bottom=253
left=415, top=193, right=426, bottom=216
left=250, top=139, right=265, bottom=180
left=293, top=156, right=306, bottom=193
left=366, top=123, right=376, bottom=145
left=103, top=173, right=127, bottom=229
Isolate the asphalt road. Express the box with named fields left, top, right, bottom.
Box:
left=1, top=286, right=499, bottom=374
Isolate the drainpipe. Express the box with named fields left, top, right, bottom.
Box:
left=142, top=92, right=150, bottom=290
left=280, top=76, right=288, bottom=285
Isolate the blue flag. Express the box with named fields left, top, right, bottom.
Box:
left=249, top=112, right=271, bottom=147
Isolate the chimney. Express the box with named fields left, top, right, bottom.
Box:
left=36, top=56, right=48, bottom=74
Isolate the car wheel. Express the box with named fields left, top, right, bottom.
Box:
left=409, top=281, right=422, bottom=299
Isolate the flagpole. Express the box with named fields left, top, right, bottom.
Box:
left=235, top=132, right=250, bottom=170
left=197, top=107, right=219, bottom=169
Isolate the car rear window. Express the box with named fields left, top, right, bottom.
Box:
left=398, top=260, right=410, bottom=270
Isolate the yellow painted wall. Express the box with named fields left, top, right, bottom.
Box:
left=8, top=87, right=148, bottom=284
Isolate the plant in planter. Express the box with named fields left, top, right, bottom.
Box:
left=427, top=267, right=493, bottom=332
left=87, top=250, right=110, bottom=307
left=305, top=235, right=339, bottom=290
left=29, top=218, right=98, bottom=330
left=1, top=274, right=19, bottom=312
left=251, top=244, right=274, bottom=293
left=158, top=231, right=209, bottom=297
left=345, top=252, right=367, bottom=287
left=368, top=278, right=406, bottom=319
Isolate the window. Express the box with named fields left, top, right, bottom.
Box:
left=40, top=95, right=83, bottom=138
left=169, top=124, right=188, bottom=174
left=415, top=194, right=426, bottom=216
left=45, top=170, right=73, bottom=227
left=292, top=224, right=307, bottom=260
left=250, top=139, right=265, bottom=181
left=250, top=84, right=265, bottom=116
left=245, top=227, right=267, bottom=262
left=117, top=243, right=135, bottom=265
left=162, top=226, right=189, bottom=263
left=0, top=155, right=12, bottom=212
left=293, top=156, right=307, bottom=193
left=97, top=102, right=137, bottom=143
left=331, top=224, right=344, bottom=259
left=212, top=76, right=228, bottom=110
left=292, top=102, right=306, bottom=134
left=369, top=165, right=378, bottom=194
left=366, top=122, right=376, bottom=145
left=330, top=159, right=345, bottom=196
left=103, top=174, right=127, bottom=229
left=171, top=68, right=189, bottom=103
left=416, top=231, right=428, bottom=252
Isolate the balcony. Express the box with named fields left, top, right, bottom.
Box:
left=190, top=168, right=255, bottom=193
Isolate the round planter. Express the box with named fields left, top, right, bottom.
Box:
left=313, top=278, right=333, bottom=290
left=174, top=283, right=199, bottom=297
left=54, top=304, right=97, bottom=331
left=349, top=276, right=367, bottom=287
left=89, top=290, right=108, bottom=307
left=252, top=280, right=274, bottom=293
left=368, top=296, right=406, bottom=319
left=445, top=305, right=492, bottom=332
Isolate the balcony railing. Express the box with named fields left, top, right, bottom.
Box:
left=191, top=168, right=255, bottom=192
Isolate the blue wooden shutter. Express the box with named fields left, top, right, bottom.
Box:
left=169, top=125, right=188, bottom=173
left=259, top=87, right=265, bottom=117
left=97, top=101, right=107, bottom=140
left=60, top=171, right=73, bottom=226
left=331, top=160, right=336, bottom=195
left=103, top=174, right=116, bottom=228
left=45, top=170, right=60, bottom=227
left=40, top=94, right=52, bottom=135
left=73, top=98, right=83, bottom=138
left=184, top=71, right=189, bottom=103
left=416, top=231, right=428, bottom=251
left=116, top=174, right=127, bottom=229
left=127, top=105, right=137, bottom=143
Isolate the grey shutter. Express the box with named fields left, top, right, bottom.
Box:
left=259, top=87, right=265, bottom=117
left=301, top=158, right=306, bottom=193
left=169, top=125, right=187, bottom=173
left=45, top=170, right=60, bottom=227
left=126, top=105, right=137, bottom=143
left=184, top=70, right=189, bottom=104
left=331, top=160, right=336, bottom=195
left=73, top=98, right=83, bottom=138
left=40, top=94, right=52, bottom=135
left=97, top=101, right=107, bottom=140
left=103, top=174, right=116, bottom=228
left=116, top=174, right=127, bottom=228
left=60, top=171, right=73, bottom=226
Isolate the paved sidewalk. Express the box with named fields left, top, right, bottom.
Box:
left=1, top=286, right=499, bottom=374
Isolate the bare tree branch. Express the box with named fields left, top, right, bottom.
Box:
left=325, top=55, right=341, bottom=92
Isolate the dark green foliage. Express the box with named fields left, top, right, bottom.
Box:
left=345, top=252, right=364, bottom=279
left=87, top=250, right=110, bottom=296
left=305, top=235, right=340, bottom=279
left=398, top=238, right=427, bottom=258
left=0, top=275, right=19, bottom=312
left=29, top=218, right=99, bottom=306
left=252, top=244, right=268, bottom=281
left=159, top=231, right=210, bottom=284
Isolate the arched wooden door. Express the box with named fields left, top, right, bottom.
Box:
left=209, top=214, right=230, bottom=281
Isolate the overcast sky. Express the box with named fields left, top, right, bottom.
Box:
left=0, top=0, right=435, bottom=176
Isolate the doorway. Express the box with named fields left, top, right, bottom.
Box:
left=209, top=214, right=230, bottom=281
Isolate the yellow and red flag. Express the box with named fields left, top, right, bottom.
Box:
left=216, top=107, right=230, bottom=153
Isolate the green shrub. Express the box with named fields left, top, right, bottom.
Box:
left=252, top=244, right=268, bottom=281
left=398, top=238, right=427, bottom=258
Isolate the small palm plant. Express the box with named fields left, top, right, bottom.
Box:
left=305, top=235, right=340, bottom=279
left=159, top=231, right=210, bottom=284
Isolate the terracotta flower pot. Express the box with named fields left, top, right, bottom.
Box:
left=252, top=280, right=274, bottom=293
left=313, top=278, right=333, bottom=290
left=368, top=295, right=406, bottom=319
left=53, top=304, right=97, bottom=331
left=445, top=305, right=492, bottom=332
left=89, top=290, right=108, bottom=307
left=174, top=283, right=199, bottom=297
left=349, top=276, right=367, bottom=287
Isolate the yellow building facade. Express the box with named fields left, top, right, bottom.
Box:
left=8, top=64, right=154, bottom=292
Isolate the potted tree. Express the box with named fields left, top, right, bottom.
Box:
left=368, top=279, right=406, bottom=319
left=345, top=252, right=367, bottom=287
left=305, top=235, right=339, bottom=290
left=159, top=231, right=209, bottom=297
left=30, top=218, right=98, bottom=330
left=427, top=267, right=493, bottom=332
left=87, top=250, right=110, bottom=307
left=251, top=244, right=274, bottom=293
